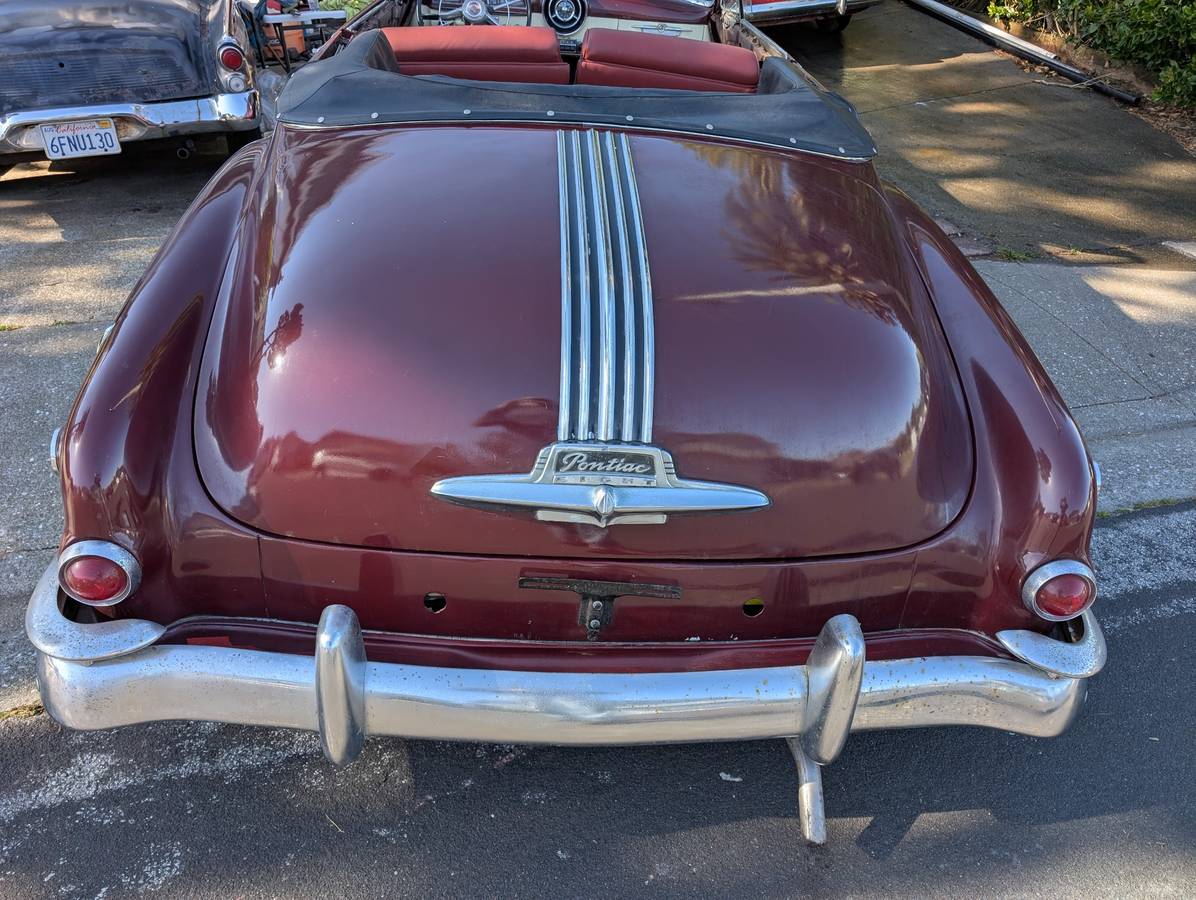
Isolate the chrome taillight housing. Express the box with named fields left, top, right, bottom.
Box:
left=218, top=40, right=249, bottom=93
left=57, top=541, right=141, bottom=607
left=1021, top=559, right=1096, bottom=622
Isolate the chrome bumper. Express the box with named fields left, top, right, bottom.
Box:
left=743, top=0, right=881, bottom=26
left=27, top=562, right=1105, bottom=842
left=0, top=92, right=258, bottom=155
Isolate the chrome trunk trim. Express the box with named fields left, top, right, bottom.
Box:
left=433, top=441, right=769, bottom=527
left=557, top=129, right=653, bottom=444
left=556, top=133, right=575, bottom=441
left=434, top=129, right=768, bottom=526
left=587, top=131, right=617, bottom=441
left=617, top=131, right=655, bottom=442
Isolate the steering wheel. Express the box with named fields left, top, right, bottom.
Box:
left=434, top=0, right=532, bottom=26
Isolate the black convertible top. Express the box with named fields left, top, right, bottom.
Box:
left=276, top=30, right=877, bottom=160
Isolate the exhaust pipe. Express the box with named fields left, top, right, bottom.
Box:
left=175, top=146, right=191, bottom=160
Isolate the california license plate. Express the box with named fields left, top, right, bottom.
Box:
left=40, top=119, right=121, bottom=160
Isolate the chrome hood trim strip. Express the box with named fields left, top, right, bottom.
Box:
left=433, top=128, right=769, bottom=527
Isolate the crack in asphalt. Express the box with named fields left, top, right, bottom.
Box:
left=0, top=547, right=56, bottom=559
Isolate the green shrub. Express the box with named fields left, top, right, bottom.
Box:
left=318, top=0, right=375, bottom=17
left=985, top=0, right=1196, bottom=106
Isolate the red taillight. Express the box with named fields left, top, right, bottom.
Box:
left=62, top=556, right=127, bottom=604
left=1035, top=574, right=1093, bottom=618
left=219, top=46, right=245, bottom=70
left=1022, top=561, right=1096, bottom=622
left=57, top=541, right=141, bottom=607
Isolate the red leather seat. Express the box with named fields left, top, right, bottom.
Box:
left=576, top=29, right=759, bottom=93
left=381, top=26, right=570, bottom=84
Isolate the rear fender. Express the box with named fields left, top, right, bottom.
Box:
left=59, top=144, right=271, bottom=623
left=884, top=185, right=1096, bottom=634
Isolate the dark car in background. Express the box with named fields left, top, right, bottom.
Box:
left=0, top=0, right=260, bottom=160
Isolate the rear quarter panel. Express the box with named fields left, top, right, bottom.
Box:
left=58, top=137, right=268, bottom=623
left=882, top=184, right=1097, bottom=634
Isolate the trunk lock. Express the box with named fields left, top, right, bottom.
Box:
left=518, top=577, right=682, bottom=640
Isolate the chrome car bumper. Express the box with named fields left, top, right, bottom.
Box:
left=0, top=92, right=258, bottom=155
left=742, top=0, right=881, bottom=26
left=26, top=563, right=1105, bottom=843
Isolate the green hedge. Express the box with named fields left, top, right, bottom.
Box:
left=317, top=0, right=375, bottom=17
left=985, top=0, right=1196, bottom=105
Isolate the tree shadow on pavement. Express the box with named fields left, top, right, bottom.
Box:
left=773, top=5, right=1196, bottom=263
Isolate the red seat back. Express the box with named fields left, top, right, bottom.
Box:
left=576, top=28, right=759, bottom=93
left=381, top=26, right=570, bottom=84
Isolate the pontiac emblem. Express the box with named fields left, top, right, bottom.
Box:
left=431, top=442, right=769, bottom=528
left=556, top=450, right=654, bottom=477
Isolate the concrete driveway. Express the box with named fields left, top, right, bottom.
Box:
left=779, top=2, right=1196, bottom=264
left=2, top=7, right=1196, bottom=897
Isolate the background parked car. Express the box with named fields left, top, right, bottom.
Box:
left=0, top=0, right=261, bottom=160
left=735, top=0, right=883, bottom=32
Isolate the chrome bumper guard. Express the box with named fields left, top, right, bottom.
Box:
left=26, top=563, right=1105, bottom=844
left=0, top=93, right=258, bottom=154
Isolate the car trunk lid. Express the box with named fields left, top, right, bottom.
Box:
left=194, top=124, right=973, bottom=561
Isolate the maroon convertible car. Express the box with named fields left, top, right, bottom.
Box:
left=29, top=0, right=1105, bottom=843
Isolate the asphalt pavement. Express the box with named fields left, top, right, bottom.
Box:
left=1, top=6, right=1195, bottom=897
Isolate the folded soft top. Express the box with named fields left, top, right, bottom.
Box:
left=276, top=29, right=877, bottom=160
